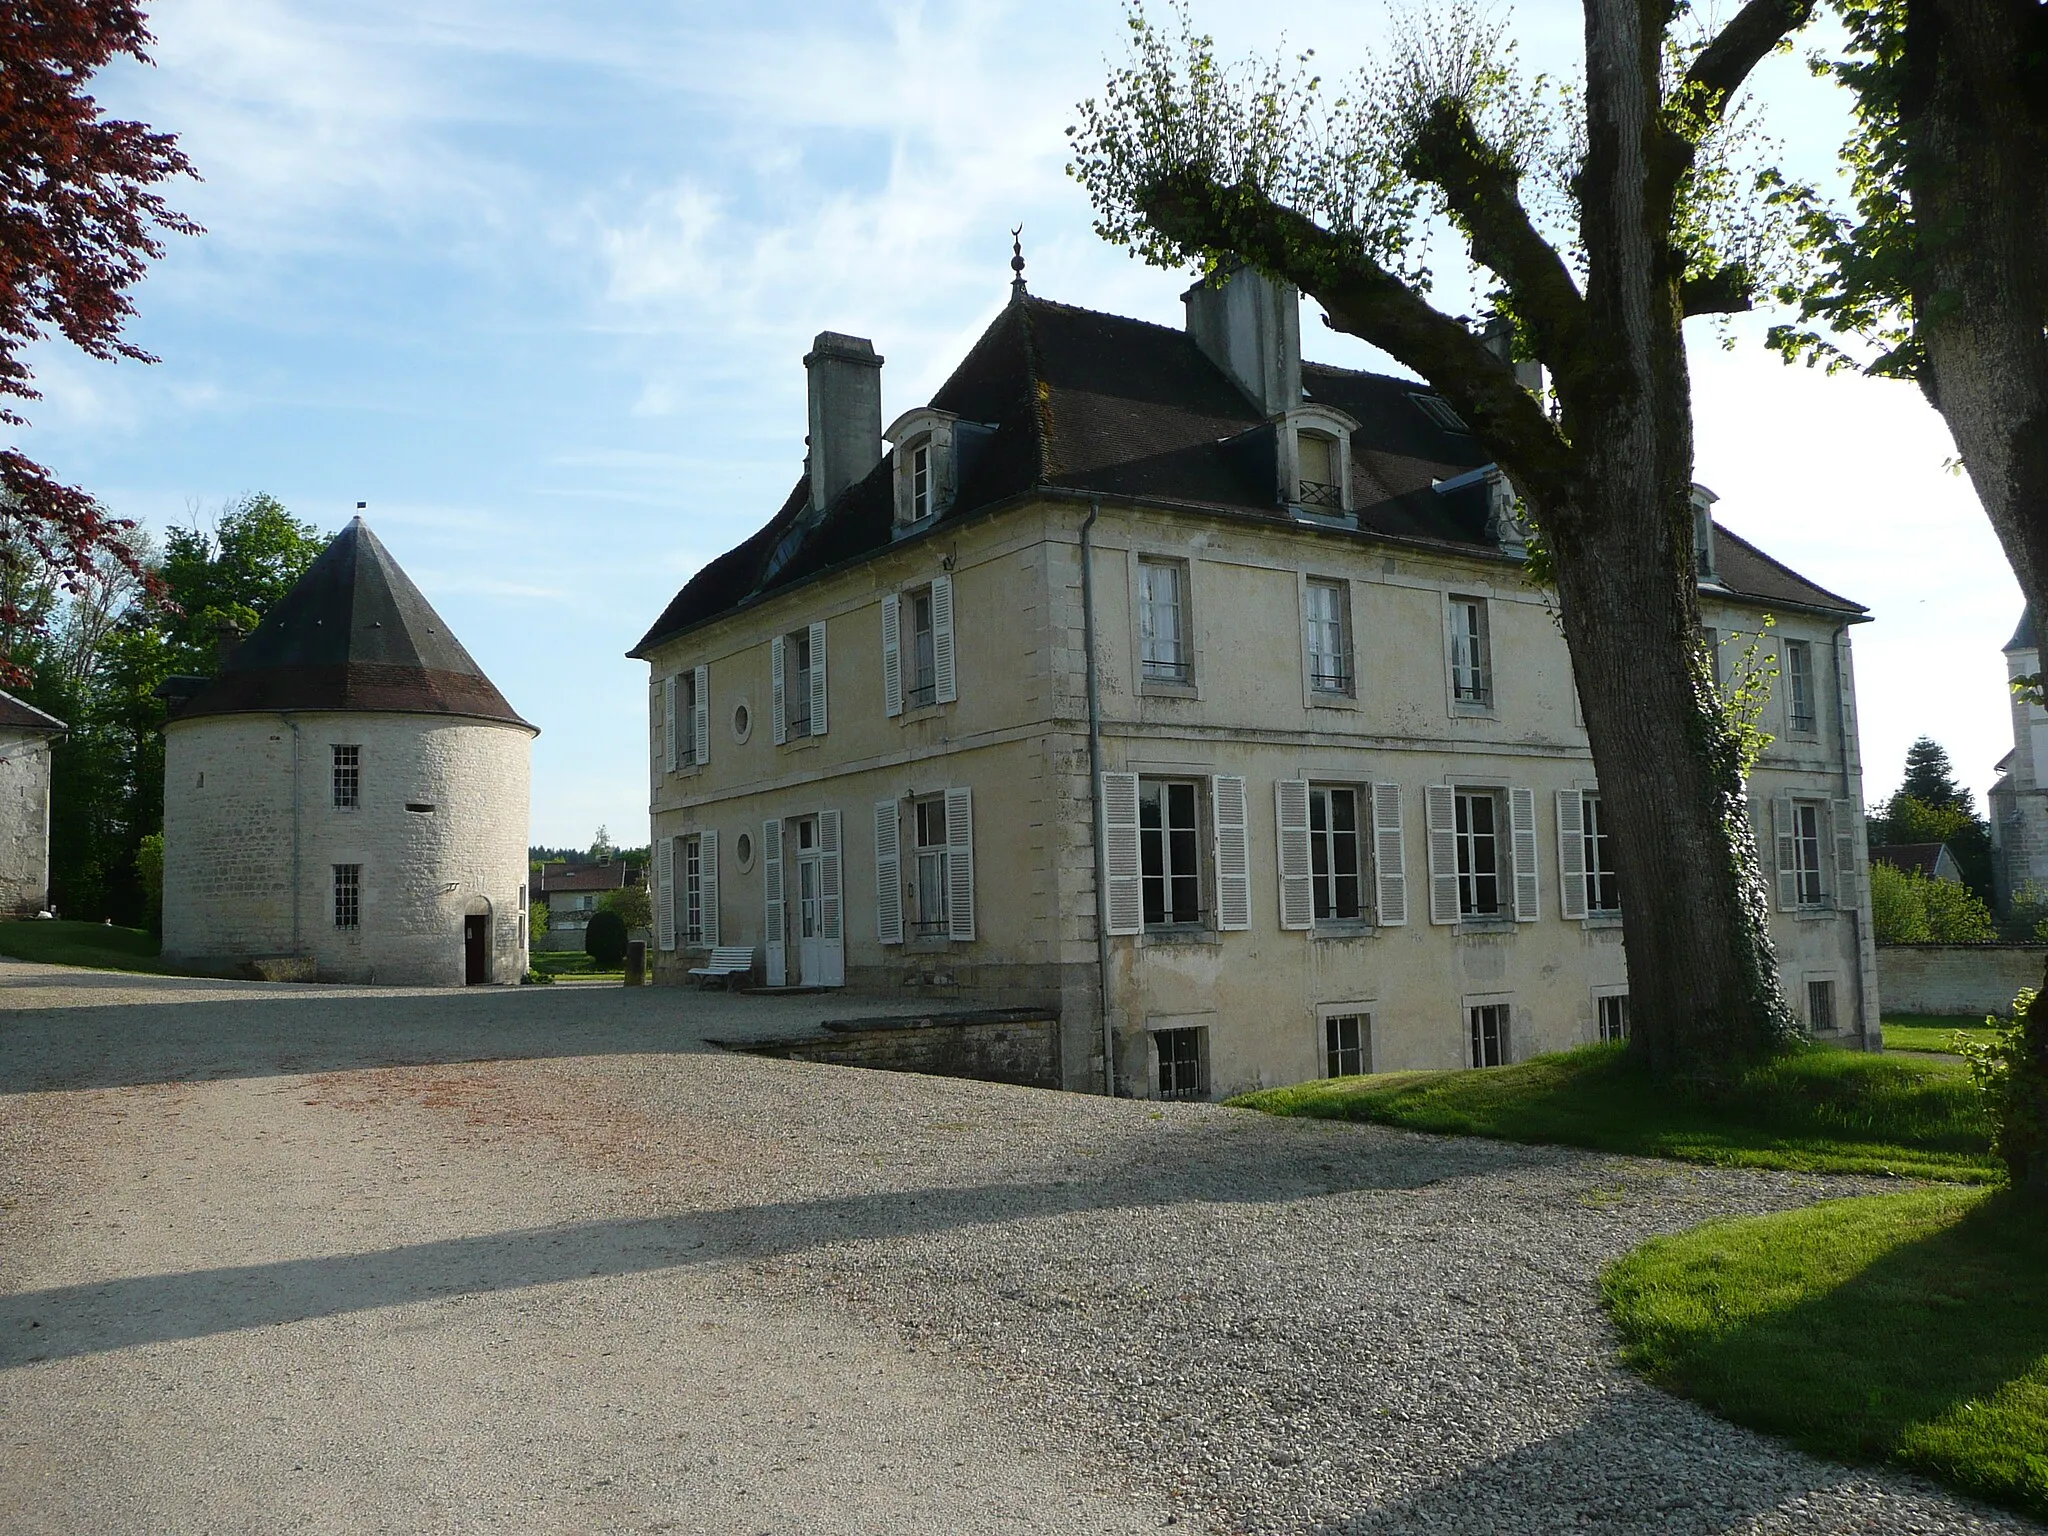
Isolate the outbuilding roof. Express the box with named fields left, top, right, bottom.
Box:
left=634, top=289, right=1866, bottom=655
left=0, top=688, right=66, bottom=736
left=170, top=518, right=533, bottom=730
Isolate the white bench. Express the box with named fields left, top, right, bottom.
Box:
left=688, top=945, right=756, bottom=989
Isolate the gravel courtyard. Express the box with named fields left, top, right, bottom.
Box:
left=0, top=962, right=2035, bottom=1535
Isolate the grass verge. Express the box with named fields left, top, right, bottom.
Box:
left=531, top=951, right=623, bottom=980
left=1228, top=1042, right=1996, bottom=1182
left=1884, top=1014, right=2003, bottom=1056
left=0, top=919, right=184, bottom=975
left=1603, top=1187, right=2048, bottom=1519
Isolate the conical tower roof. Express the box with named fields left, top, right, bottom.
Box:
left=171, top=518, right=532, bottom=729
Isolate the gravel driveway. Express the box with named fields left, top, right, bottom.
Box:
left=0, top=960, right=2034, bottom=1535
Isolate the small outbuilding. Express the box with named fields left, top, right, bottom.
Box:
left=0, top=688, right=66, bottom=916
left=161, top=518, right=536, bottom=984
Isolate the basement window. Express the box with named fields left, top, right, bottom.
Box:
left=1154, top=1026, right=1208, bottom=1101
left=406, top=802, right=436, bottom=814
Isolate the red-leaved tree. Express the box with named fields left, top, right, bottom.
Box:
left=0, top=1, right=198, bottom=685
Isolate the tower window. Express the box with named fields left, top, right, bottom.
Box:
left=332, top=744, right=360, bottom=809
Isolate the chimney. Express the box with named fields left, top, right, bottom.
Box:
left=212, top=617, right=245, bottom=671
left=804, top=332, right=884, bottom=513
left=1184, top=268, right=1300, bottom=417
left=1480, top=316, right=1544, bottom=397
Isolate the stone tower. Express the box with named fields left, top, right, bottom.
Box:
left=161, top=518, right=535, bottom=984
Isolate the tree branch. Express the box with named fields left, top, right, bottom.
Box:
left=1687, top=0, right=1819, bottom=115
left=1681, top=265, right=1756, bottom=317
left=1135, top=170, right=1577, bottom=502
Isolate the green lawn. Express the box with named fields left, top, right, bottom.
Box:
left=531, top=950, right=622, bottom=979
left=1604, top=1187, right=2048, bottom=1519
left=1229, top=1042, right=1997, bottom=1182
left=0, top=919, right=184, bottom=975
left=1884, top=1014, right=2004, bottom=1056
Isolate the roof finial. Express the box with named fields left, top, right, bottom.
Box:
left=1010, top=224, right=1027, bottom=297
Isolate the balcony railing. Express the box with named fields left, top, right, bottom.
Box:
left=1296, top=479, right=1344, bottom=510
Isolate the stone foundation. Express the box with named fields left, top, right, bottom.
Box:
left=721, top=1008, right=1062, bottom=1090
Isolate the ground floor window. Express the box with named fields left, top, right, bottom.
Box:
left=1807, top=979, right=1837, bottom=1032
left=913, top=796, right=950, bottom=938
left=1455, top=790, right=1503, bottom=916
left=1324, top=1013, right=1367, bottom=1077
left=1155, top=1027, right=1207, bottom=1101
left=683, top=836, right=703, bottom=944
left=1140, top=779, right=1203, bottom=928
left=1310, top=785, right=1364, bottom=924
left=333, top=864, right=361, bottom=930
left=1597, top=993, right=1630, bottom=1044
left=1469, top=1003, right=1510, bottom=1068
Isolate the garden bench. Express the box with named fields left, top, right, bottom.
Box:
left=688, top=945, right=756, bottom=989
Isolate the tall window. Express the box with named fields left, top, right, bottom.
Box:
left=785, top=628, right=813, bottom=738
left=332, top=744, right=360, bottom=809
left=1324, top=1014, right=1367, bottom=1077
left=333, top=864, right=361, bottom=930
left=1785, top=639, right=1816, bottom=732
left=910, top=440, right=932, bottom=522
left=1296, top=431, right=1341, bottom=508
left=1597, top=994, right=1630, bottom=1044
left=1470, top=1003, right=1510, bottom=1068
left=1156, top=1027, right=1206, bottom=1100
left=1309, top=785, right=1364, bottom=923
left=1807, top=978, right=1837, bottom=1032
left=1448, top=597, right=1492, bottom=709
left=913, top=797, right=949, bottom=937
left=678, top=671, right=698, bottom=766
left=1582, top=793, right=1620, bottom=914
left=1455, top=790, right=1503, bottom=916
left=1305, top=579, right=1352, bottom=695
left=907, top=585, right=937, bottom=708
left=1792, top=801, right=1826, bottom=905
left=1138, top=558, right=1190, bottom=684
left=683, top=835, right=703, bottom=944
left=1140, top=779, right=1202, bottom=927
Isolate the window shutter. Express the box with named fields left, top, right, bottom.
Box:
left=1832, top=798, right=1859, bottom=898
left=1555, top=790, right=1588, bottom=921
left=1101, top=772, right=1143, bottom=936
left=819, top=809, right=844, bottom=985
left=1425, top=785, right=1459, bottom=925
left=881, top=593, right=903, bottom=717
left=1275, top=779, right=1313, bottom=931
left=700, top=828, right=719, bottom=946
left=932, top=572, right=956, bottom=705
left=945, top=785, right=975, bottom=940
left=1510, top=787, right=1540, bottom=921
left=770, top=635, right=787, bottom=745
left=656, top=836, right=676, bottom=951
left=693, top=665, right=710, bottom=766
left=1212, top=774, right=1251, bottom=931
left=663, top=676, right=678, bottom=773
left=1772, top=796, right=1798, bottom=911
left=762, top=818, right=786, bottom=985
left=874, top=800, right=903, bottom=944
left=808, top=619, right=829, bottom=736
left=1372, top=783, right=1406, bottom=926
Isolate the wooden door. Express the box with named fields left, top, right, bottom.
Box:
left=464, top=914, right=488, bottom=984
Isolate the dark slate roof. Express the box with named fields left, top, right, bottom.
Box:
left=634, top=290, right=1863, bottom=654
left=537, top=863, right=638, bottom=894
left=0, top=688, right=65, bottom=735
left=2008, top=607, right=2036, bottom=653
left=1871, top=842, right=1955, bottom=880
left=170, top=519, right=533, bottom=730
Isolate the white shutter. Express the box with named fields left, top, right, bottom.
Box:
left=881, top=593, right=903, bottom=717
left=663, top=676, right=678, bottom=773
left=945, top=785, right=975, bottom=940
left=1510, top=787, right=1540, bottom=922
left=700, top=829, right=719, bottom=946
left=1101, top=772, right=1143, bottom=936
left=763, top=817, right=786, bottom=985
left=770, top=634, right=787, bottom=745
left=1275, top=779, right=1313, bottom=931
left=693, top=665, right=709, bottom=766
left=808, top=619, right=829, bottom=736
left=1372, top=783, right=1406, bottom=926
left=1212, top=774, right=1251, bottom=931
left=1832, top=798, right=1859, bottom=899
left=656, top=836, right=676, bottom=951
left=1425, top=785, right=1459, bottom=925
left=1555, top=790, right=1588, bottom=921
left=874, top=800, right=903, bottom=944
left=932, top=572, right=956, bottom=705
left=1772, top=796, right=1798, bottom=911
left=819, top=809, right=844, bottom=985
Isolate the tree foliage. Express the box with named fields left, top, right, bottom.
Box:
left=0, top=1, right=200, bottom=684
left=1961, top=986, right=2048, bottom=1199
left=599, top=884, right=652, bottom=932
left=1868, top=738, right=1993, bottom=901
left=1869, top=859, right=1995, bottom=942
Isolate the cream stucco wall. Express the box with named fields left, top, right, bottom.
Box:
left=0, top=728, right=55, bottom=916
left=163, top=711, right=532, bottom=985
left=643, top=495, right=1876, bottom=1098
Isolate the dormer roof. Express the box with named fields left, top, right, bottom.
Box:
left=169, top=518, right=533, bottom=730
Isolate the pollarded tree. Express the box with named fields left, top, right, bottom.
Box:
left=1072, top=0, right=1822, bottom=1081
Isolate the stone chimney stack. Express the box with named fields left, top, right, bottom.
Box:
left=1480, top=316, right=1544, bottom=397
left=212, top=617, right=245, bottom=672
left=804, top=332, right=885, bottom=513
left=1184, top=268, right=1300, bottom=418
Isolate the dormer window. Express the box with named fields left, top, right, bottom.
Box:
left=1692, top=484, right=1720, bottom=584
left=1281, top=405, right=1359, bottom=520
left=910, top=440, right=932, bottom=522
left=1297, top=432, right=1341, bottom=509
left=886, top=408, right=996, bottom=540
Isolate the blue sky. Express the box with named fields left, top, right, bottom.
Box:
left=22, top=1, right=2016, bottom=846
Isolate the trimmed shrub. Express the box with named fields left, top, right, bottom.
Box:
left=583, top=907, right=628, bottom=967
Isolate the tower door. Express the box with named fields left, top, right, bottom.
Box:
left=464, top=914, right=488, bottom=985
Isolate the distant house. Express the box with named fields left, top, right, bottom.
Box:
left=0, top=689, right=66, bottom=916
left=1871, top=842, right=1964, bottom=884
left=534, top=859, right=641, bottom=951
left=1992, top=609, right=2048, bottom=908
